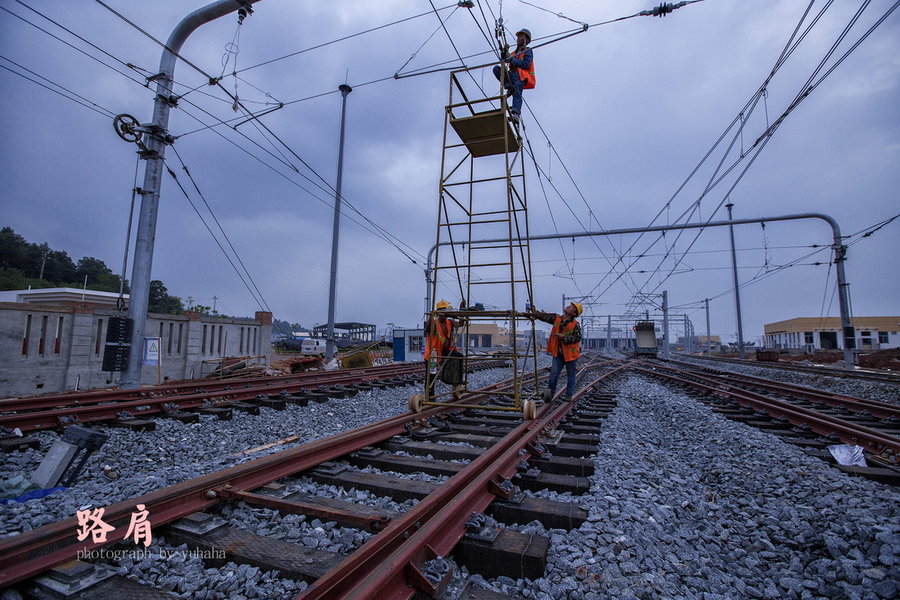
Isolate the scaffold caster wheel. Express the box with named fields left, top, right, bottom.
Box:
left=541, top=390, right=552, bottom=403
left=523, top=399, right=537, bottom=420
left=408, top=393, right=423, bottom=413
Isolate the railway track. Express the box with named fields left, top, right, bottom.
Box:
left=677, top=353, right=900, bottom=384
left=629, top=360, right=900, bottom=484
left=0, top=361, right=628, bottom=599
left=0, top=362, right=503, bottom=434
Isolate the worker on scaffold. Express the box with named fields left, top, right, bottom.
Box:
left=532, top=301, right=582, bottom=400
left=424, top=299, right=461, bottom=397
left=492, top=27, right=535, bottom=123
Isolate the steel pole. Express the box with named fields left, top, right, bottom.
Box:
left=831, top=231, right=856, bottom=366
left=661, top=290, right=670, bottom=359
left=606, top=315, right=611, bottom=352
left=326, top=84, right=353, bottom=362
left=122, top=0, right=260, bottom=388
left=705, top=298, right=711, bottom=356
left=725, top=203, right=746, bottom=359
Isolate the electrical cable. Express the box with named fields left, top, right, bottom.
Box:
left=584, top=0, right=894, bottom=301
left=0, top=57, right=116, bottom=118
left=169, top=145, right=272, bottom=312
left=637, top=0, right=888, bottom=293
left=162, top=158, right=267, bottom=310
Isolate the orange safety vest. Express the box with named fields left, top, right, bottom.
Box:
left=425, top=318, right=456, bottom=361
left=546, top=315, right=580, bottom=362
left=514, top=48, right=536, bottom=90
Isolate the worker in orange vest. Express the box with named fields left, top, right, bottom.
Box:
left=424, top=299, right=460, bottom=395
left=493, top=27, right=535, bottom=122
left=533, top=301, right=582, bottom=400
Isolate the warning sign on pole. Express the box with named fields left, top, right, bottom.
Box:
left=142, top=337, right=160, bottom=366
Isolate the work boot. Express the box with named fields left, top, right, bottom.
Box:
left=509, top=111, right=520, bottom=123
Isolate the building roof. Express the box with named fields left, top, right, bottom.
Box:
left=0, top=287, right=127, bottom=308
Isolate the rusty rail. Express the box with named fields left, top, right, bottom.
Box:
left=631, top=364, right=900, bottom=463
left=0, top=374, right=517, bottom=588
left=297, top=363, right=630, bottom=600
left=0, top=362, right=505, bottom=432
left=662, top=358, right=900, bottom=419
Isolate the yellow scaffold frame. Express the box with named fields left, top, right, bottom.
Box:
left=409, top=61, right=544, bottom=420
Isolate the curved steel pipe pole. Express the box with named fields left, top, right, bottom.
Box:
left=726, top=203, right=746, bottom=358
left=122, top=0, right=262, bottom=388
left=425, top=212, right=856, bottom=365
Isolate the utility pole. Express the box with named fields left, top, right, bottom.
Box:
left=726, top=202, right=746, bottom=359
left=121, top=0, right=260, bottom=388
left=661, top=290, right=670, bottom=359
left=606, top=315, right=612, bottom=352
left=212, top=295, right=218, bottom=313
left=705, top=298, right=711, bottom=356
left=326, top=83, right=353, bottom=362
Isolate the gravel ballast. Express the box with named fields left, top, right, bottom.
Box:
left=0, top=367, right=510, bottom=537
left=674, top=356, right=900, bottom=406
left=472, top=375, right=899, bottom=600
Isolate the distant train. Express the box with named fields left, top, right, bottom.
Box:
left=634, top=321, right=658, bottom=357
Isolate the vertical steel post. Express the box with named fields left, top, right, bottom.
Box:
left=705, top=298, right=711, bottom=356
left=606, top=315, right=612, bottom=352
left=661, top=290, right=670, bottom=359
left=122, top=0, right=260, bottom=388
left=831, top=230, right=856, bottom=366
left=326, top=84, right=353, bottom=362
left=726, top=203, right=746, bottom=359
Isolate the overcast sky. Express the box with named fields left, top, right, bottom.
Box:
left=1, top=0, right=898, bottom=342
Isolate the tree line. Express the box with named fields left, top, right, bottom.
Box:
left=0, top=226, right=185, bottom=314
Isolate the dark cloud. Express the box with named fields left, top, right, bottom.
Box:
left=1, top=1, right=897, bottom=341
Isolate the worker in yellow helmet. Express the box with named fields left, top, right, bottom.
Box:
left=531, top=301, right=582, bottom=400
left=424, top=300, right=461, bottom=395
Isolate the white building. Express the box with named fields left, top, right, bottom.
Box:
left=763, top=316, right=900, bottom=352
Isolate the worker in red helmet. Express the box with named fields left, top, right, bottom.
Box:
left=493, top=27, right=535, bottom=122
left=531, top=301, right=582, bottom=400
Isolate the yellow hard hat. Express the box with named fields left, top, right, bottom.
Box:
left=436, top=299, right=453, bottom=310
left=570, top=302, right=583, bottom=317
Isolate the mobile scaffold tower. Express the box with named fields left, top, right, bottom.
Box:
left=409, top=59, right=543, bottom=420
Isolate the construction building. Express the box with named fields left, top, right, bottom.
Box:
left=0, top=288, right=272, bottom=397
left=763, top=316, right=900, bottom=352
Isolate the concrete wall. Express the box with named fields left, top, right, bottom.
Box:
left=0, top=302, right=272, bottom=398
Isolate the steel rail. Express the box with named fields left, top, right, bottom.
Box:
left=297, top=363, right=630, bottom=600
left=0, top=362, right=432, bottom=412
left=680, top=354, right=900, bottom=384
left=662, top=359, right=900, bottom=419
left=0, top=362, right=505, bottom=432
left=630, top=365, right=900, bottom=463
left=0, top=375, right=520, bottom=588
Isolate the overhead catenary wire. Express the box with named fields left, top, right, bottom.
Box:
left=637, top=0, right=895, bottom=298
left=8, top=0, right=892, bottom=318
left=169, top=145, right=272, bottom=312
left=580, top=0, right=896, bottom=301
left=86, top=0, right=430, bottom=268
left=0, top=57, right=116, bottom=118
left=162, top=157, right=268, bottom=311
left=579, top=0, right=827, bottom=298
